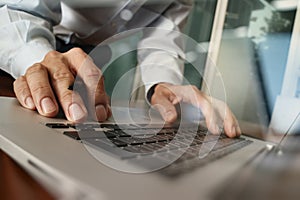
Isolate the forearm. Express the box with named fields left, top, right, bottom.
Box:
left=0, top=1, right=61, bottom=78
left=0, top=0, right=61, bottom=24
left=138, top=0, right=193, bottom=93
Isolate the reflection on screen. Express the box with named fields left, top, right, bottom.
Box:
left=211, top=0, right=296, bottom=136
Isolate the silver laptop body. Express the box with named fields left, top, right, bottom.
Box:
left=1, top=0, right=298, bottom=199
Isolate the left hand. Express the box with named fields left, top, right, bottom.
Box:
left=13, top=48, right=111, bottom=123
left=150, top=83, right=241, bottom=138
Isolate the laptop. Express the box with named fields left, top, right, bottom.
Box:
left=0, top=0, right=298, bottom=199
left=213, top=110, right=300, bottom=200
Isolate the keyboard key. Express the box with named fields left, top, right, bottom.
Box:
left=74, top=123, right=101, bottom=130
left=157, top=128, right=177, bottom=135
left=151, top=135, right=173, bottom=142
left=105, top=130, right=130, bottom=137
left=213, top=138, right=245, bottom=150
left=100, top=124, right=136, bottom=130
left=83, top=138, right=137, bottom=159
left=144, top=142, right=168, bottom=152
left=169, top=140, right=189, bottom=149
left=46, top=123, right=69, bottom=129
left=191, top=138, right=203, bottom=146
left=78, top=130, right=116, bottom=139
left=117, top=137, right=144, bottom=146
left=100, top=124, right=121, bottom=129
left=63, top=130, right=118, bottom=140
left=110, top=138, right=128, bottom=147
left=63, top=131, right=80, bottom=140
left=123, top=145, right=154, bottom=154
left=142, top=136, right=160, bottom=144
left=195, top=134, right=221, bottom=142
left=103, top=132, right=118, bottom=138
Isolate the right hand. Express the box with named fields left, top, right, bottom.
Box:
left=151, top=83, right=241, bottom=138
left=13, top=48, right=111, bottom=122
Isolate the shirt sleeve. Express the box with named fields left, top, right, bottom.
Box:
left=137, top=0, right=193, bottom=99
left=0, top=1, right=61, bottom=78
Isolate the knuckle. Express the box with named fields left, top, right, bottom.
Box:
left=155, top=84, right=164, bottom=91
left=13, top=80, right=30, bottom=97
left=86, top=67, right=101, bottom=78
left=26, top=64, right=46, bottom=75
left=13, top=76, right=24, bottom=88
left=30, top=84, right=52, bottom=95
left=70, top=47, right=86, bottom=56
left=85, top=69, right=102, bottom=86
left=18, top=76, right=26, bottom=82
left=45, top=51, right=61, bottom=59
left=18, top=87, right=30, bottom=97
left=155, top=84, right=167, bottom=95
left=52, top=70, right=74, bottom=82
left=44, top=51, right=66, bottom=64
left=60, top=90, right=73, bottom=103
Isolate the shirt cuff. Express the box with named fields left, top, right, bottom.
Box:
left=140, top=52, right=184, bottom=91
left=146, top=84, right=158, bottom=104
left=139, top=51, right=184, bottom=105
left=10, top=37, right=54, bottom=78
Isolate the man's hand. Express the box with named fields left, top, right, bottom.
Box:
left=13, top=47, right=239, bottom=138
left=13, top=48, right=111, bottom=122
left=151, top=83, right=241, bottom=138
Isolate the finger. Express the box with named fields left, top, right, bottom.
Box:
left=169, top=85, right=221, bottom=134
left=43, top=51, right=88, bottom=122
left=151, top=85, right=178, bottom=123
left=192, top=93, right=235, bottom=136
left=93, top=76, right=109, bottom=122
left=155, top=84, right=240, bottom=137
left=47, top=62, right=88, bottom=122
left=13, top=76, right=36, bottom=110
left=64, top=48, right=109, bottom=121
left=196, top=96, right=221, bottom=135
left=152, top=98, right=178, bottom=123
left=25, top=64, right=58, bottom=117
left=215, top=101, right=241, bottom=137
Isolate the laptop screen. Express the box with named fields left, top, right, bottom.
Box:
left=203, top=0, right=298, bottom=140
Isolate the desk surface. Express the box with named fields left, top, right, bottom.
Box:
left=0, top=71, right=56, bottom=200
left=0, top=150, right=55, bottom=200
left=0, top=71, right=15, bottom=97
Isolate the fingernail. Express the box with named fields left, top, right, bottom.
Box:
left=96, top=105, right=107, bottom=121
left=25, top=97, right=35, bottom=109
left=41, top=97, right=56, bottom=114
left=69, top=103, right=85, bottom=121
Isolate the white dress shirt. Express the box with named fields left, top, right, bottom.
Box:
left=0, top=0, right=192, bottom=94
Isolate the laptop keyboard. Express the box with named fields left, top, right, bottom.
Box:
left=46, top=123, right=252, bottom=177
